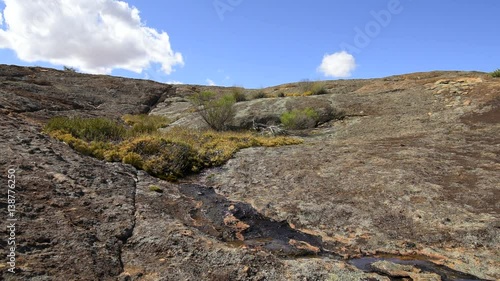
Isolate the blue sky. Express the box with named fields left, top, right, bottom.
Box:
left=0, top=0, right=498, bottom=88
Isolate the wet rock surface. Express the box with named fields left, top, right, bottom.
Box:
left=200, top=72, right=500, bottom=280
left=350, top=257, right=489, bottom=281
left=0, top=66, right=498, bottom=280
left=176, top=184, right=326, bottom=257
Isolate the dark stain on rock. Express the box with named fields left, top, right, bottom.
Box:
left=462, top=97, right=500, bottom=124
left=178, top=184, right=326, bottom=257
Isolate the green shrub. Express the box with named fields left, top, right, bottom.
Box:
left=310, top=83, right=328, bottom=95
left=122, top=114, right=170, bottom=136
left=103, top=149, right=121, bottom=162
left=300, top=81, right=328, bottom=95
left=491, top=69, right=500, bottom=78
left=231, top=88, right=247, bottom=102
left=127, top=137, right=200, bottom=180
left=88, top=141, right=116, bottom=160
left=45, top=116, right=126, bottom=142
left=190, top=91, right=236, bottom=131
left=280, top=108, right=319, bottom=130
left=253, top=91, right=267, bottom=99
left=122, top=152, right=144, bottom=168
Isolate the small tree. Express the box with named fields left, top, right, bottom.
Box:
left=190, top=91, right=236, bottom=131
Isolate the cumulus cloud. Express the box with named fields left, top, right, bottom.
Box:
left=206, top=79, right=216, bottom=86
left=318, top=51, right=356, bottom=78
left=0, top=0, right=183, bottom=75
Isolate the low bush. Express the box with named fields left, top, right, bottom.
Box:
left=190, top=91, right=236, bottom=131
left=103, top=149, right=122, bottom=162
left=122, top=152, right=144, bottom=168
left=44, top=116, right=303, bottom=181
left=280, top=108, right=319, bottom=130
left=253, top=91, right=267, bottom=99
left=125, top=137, right=199, bottom=180
left=300, top=81, right=328, bottom=96
left=231, top=88, right=247, bottom=102
left=47, top=131, right=97, bottom=157
left=88, top=141, right=116, bottom=160
left=310, top=82, right=329, bottom=95
left=45, top=116, right=126, bottom=142
left=122, top=114, right=170, bottom=136
left=491, top=69, right=500, bottom=78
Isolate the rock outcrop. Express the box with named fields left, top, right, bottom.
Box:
left=0, top=65, right=498, bottom=280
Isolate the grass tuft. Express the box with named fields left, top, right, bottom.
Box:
left=45, top=116, right=126, bottom=142
left=122, top=114, right=170, bottom=136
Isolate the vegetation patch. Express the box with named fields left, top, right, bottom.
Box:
left=252, top=91, right=268, bottom=99
left=44, top=116, right=302, bottom=181
left=190, top=91, right=236, bottom=131
left=122, top=114, right=170, bottom=136
left=280, top=108, right=320, bottom=130
left=149, top=185, right=163, bottom=193
left=491, top=69, right=500, bottom=78
left=284, top=83, right=328, bottom=97
left=285, top=92, right=310, bottom=97
left=45, top=116, right=127, bottom=142
left=231, top=87, right=247, bottom=102
left=298, top=81, right=329, bottom=96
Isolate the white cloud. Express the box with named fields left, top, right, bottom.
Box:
left=318, top=51, right=356, bottom=78
left=166, top=80, right=183, bottom=85
left=206, top=79, right=216, bottom=86
left=0, top=0, right=183, bottom=75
